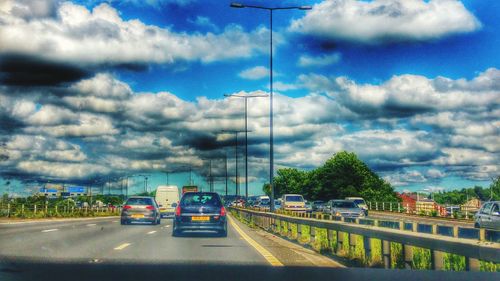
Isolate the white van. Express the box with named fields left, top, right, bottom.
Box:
left=155, top=185, right=180, bottom=218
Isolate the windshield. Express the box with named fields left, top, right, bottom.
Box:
left=285, top=196, right=304, bottom=202
left=332, top=201, right=358, bottom=208
left=1, top=0, right=498, bottom=279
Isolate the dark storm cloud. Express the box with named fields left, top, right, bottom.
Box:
left=0, top=54, right=90, bottom=87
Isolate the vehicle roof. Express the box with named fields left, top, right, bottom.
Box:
left=156, top=185, right=178, bottom=189
left=126, top=196, right=153, bottom=199
left=282, top=194, right=303, bottom=196
left=345, top=197, right=364, bottom=199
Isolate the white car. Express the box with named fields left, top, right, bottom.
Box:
left=474, top=201, right=500, bottom=230
left=346, top=197, right=369, bottom=216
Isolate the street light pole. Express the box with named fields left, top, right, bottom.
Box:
left=221, top=129, right=249, bottom=197
left=230, top=2, right=311, bottom=211
left=224, top=93, right=267, bottom=200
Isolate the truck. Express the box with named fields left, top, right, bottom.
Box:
left=156, top=185, right=180, bottom=218
left=182, top=185, right=198, bottom=194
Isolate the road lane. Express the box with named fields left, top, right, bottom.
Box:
left=0, top=216, right=268, bottom=265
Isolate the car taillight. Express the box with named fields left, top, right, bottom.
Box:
left=123, top=205, right=132, bottom=210
left=175, top=205, right=181, bottom=216
left=146, top=205, right=155, bottom=210
left=220, top=207, right=226, bottom=216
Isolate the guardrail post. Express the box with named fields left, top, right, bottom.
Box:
left=479, top=228, right=485, bottom=241
left=412, top=222, right=418, bottom=232
left=398, top=203, right=401, bottom=213
left=337, top=231, right=344, bottom=255
left=7, top=203, right=10, bottom=218
left=297, top=223, right=302, bottom=241
left=44, top=202, right=48, bottom=217
left=21, top=204, right=24, bottom=215
left=403, top=244, right=413, bottom=269
left=363, top=236, right=371, bottom=263
left=369, top=202, right=372, bottom=210
left=382, top=202, right=385, bottom=211
left=376, top=202, right=378, bottom=211
left=55, top=205, right=58, bottom=214
left=349, top=233, right=356, bottom=254
left=432, top=250, right=444, bottom=270
left=310, top=227, right=316, bottom=244
left=406, top=203, right=410, bottom=214
left=382, top=240, right=391, bottom=269
left=34, top=204, right=37, bottom=215
left=390, top=202, right=392, bottom=212
left=432, top=224, right=438, bottom=235
left=399, top=220, right=404, bottom=231
left=327, top=229, right=334, bottom=251
left=373, top=219, right=379, bottom=227
left=466, top=257, right=480, bottom=271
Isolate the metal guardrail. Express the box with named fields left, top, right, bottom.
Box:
left=367, top=201, right=478, bottom=220
left=231, top=207, right=500, bottom=271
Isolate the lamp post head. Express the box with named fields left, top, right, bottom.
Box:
left=230, top=2, right=245, bottom=8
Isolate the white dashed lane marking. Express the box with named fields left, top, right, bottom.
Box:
left=114, top=243, right=131, bottom=250
left=147, top=231, right=157, bottom=235
left=41, top=229, right=59, bottom=233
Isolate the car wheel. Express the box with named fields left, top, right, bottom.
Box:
left=172, top=229, right=181, bottom=237
left=219, top=229, right=227, bottom=237
left=157, top=218, right=161, bottom=225
left=120, top=220, right=127, bottom=225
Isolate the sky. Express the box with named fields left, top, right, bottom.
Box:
left=0, top=0, right=498, bottom=197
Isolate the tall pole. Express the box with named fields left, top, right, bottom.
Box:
left=225, top=153, right=228, bottom=196
left=235, top=132, right=239, bottom=197
left=269, top=9, right=274, bottom=211
left=245, top=98, right=249, bottom=199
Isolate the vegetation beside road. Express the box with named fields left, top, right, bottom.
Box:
left=263, top=151, right=400, bottom=202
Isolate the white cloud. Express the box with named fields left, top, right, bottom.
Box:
left=0, top=2, right=273, bottom=65
left=290, top=0, right=481, bottom=44
left=298, top=53, right=341, bottom=67
left=426, top=168, right=445, bottom=179
left=238, top=66, right=270, bottom=80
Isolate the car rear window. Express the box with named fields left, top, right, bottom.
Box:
left=126, top=198, right=153, bottom=205
left=181, top=193, right=221, bottom=207
left=285, top=195, right=304, bottom=202
left=353, top=199, right=366, bottom=205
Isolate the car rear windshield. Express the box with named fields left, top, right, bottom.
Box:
left=332, top=201, right=357, bottom=208
left=126, top=198, right=153, bottom=205
left=353, top=199, right=365, bottom=205
left=285, top=195, right=304, bottom=202
left=181, top=193, right=221, bottom=207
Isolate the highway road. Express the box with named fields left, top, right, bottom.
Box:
left=0, top=215, right=496, bottom=281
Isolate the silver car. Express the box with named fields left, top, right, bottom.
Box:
left=121, top=196, right=161, bottom=225
left=327, top=200, right=365, bottom=218
left=474, top=201, right=500, bottom=230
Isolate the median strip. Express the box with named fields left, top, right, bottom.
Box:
left=113, top=243, right=131, bottom=250
left=41, top=229, right=59, bottom=233
left=228, top=215, right=283, bottom=267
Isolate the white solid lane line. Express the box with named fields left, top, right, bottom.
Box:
left=86, top=224, right=97, bottom=226
left=114, top=243, right=131, bottom=250
left=147, top=231, right=157, bottom=235
left=41, top=229, right=59, bottom=233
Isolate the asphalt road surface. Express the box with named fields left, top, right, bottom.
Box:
left=0, top=215, right=496, bottom=281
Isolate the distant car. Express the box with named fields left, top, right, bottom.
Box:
left=281, top=194, right=306, bottom=212
left=345, top=197, right=368, bottom=216
left=312, top=200, right=326, bottom=212
left=274, top=200, right=282, bottom=210
left=305, top=201, right=313, bottom=213
left=328, top=200, right=365, bottom=218
left=173, top=192, right=227, bottom=237
left=474, top=201, right=500, bottom=230
left=121, top=196, right=161, bottom=225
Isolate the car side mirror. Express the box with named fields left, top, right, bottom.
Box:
left=172, top=203, right=178, bottom=207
